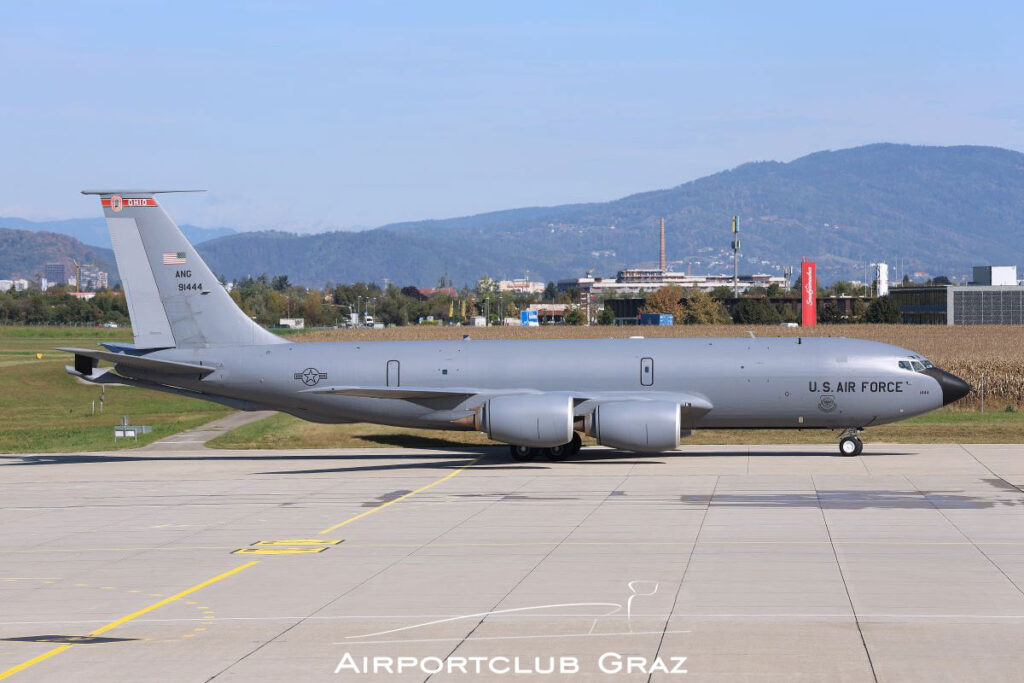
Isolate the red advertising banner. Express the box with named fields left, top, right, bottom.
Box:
left=801, top=260, right=817, bottom=327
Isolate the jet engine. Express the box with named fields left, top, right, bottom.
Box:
left=589, top=400, right=681, bottom=452
left=484, top=394, right=574, bottom=447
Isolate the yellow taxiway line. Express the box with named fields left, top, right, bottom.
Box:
left=2, top=454, right=481, bottom=679
left=317, top=456, right=481, bottom=534
left=0, top=561, right=259, bottom=680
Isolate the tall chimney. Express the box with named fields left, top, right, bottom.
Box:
left=659, top=218, right=666, bottom=272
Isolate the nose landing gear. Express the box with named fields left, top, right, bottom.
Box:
left=838, top=428, right=864, bottom=456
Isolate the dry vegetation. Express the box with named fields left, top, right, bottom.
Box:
left=296, top=324, right=1022, bottom=410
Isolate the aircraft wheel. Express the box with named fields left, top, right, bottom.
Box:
left=510, top=445, right=536, bottom=462
left=546, top=443, right=570, bottom=461
left=569, top=432, right=582, bottom=455
left=839, top=436, right=862, bottom=457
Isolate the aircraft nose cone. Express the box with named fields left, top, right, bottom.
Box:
left=924, top=367, right=971, bottom=406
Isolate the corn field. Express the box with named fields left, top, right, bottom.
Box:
left=296, top=324, right=1023, bottom=410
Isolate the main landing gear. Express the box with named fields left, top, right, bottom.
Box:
left=510, top=432, right=583, bottom=462
left=838, top=428, right=864, bottom=456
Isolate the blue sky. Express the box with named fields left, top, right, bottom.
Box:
left=1, top=1, right=1021, bottom=230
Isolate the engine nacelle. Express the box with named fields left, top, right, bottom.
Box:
left=484, top=394, right=574, bottom=447
left=590, top=400, right=681, bottom=452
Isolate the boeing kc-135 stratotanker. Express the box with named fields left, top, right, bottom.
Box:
left=62, top=191, right=970, bottom=458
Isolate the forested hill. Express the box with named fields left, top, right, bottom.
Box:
left=0, top=229, right=116, bottom=281
left=195, top=144, right=1024, bottom=286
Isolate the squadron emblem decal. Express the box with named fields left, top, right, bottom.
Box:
left=110, top=195, right=123, bottom=213
left=294, top=367, right=328, bottom=386
left=817, top=395, right=837, bottom=413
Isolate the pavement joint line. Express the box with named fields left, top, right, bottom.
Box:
left=814, top=474, right=878, bottom=683
left=431, top=471, right=633, bottom=679
left=316, top=455, right=482, bottom=534
left=0, top=561, right=258, bottom=681
left=919, top=471, right=1024, bottom=603
left=647, top=474, right=718, bottom=683
left=7, top=612, right=1024, bottom=628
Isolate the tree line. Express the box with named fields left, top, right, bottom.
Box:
left=0, top=275, right=901, bottom=327
left=0, top=286, right=129, bottom=325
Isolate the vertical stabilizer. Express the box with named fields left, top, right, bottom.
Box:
left=83, top=190, right=284, bottom=348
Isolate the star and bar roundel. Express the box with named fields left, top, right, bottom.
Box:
left=294, top=368, right=328, bottom=386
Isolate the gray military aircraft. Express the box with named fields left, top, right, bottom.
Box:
left=63, top=190, right=969, bottom=459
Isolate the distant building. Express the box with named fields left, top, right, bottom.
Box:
left=557, top=270, right=786, bottom=298
left=44, top=263, right=67, bottom=285
left=279, top=318, right=305, bottom=329
left=890, top=279, right=1024, bottom=326
left=70, top=292, right=96, bottom=300
left=874, top=263, right=889, bottom=296
left=0, top=280, right=12, bottom=292
left=13, top=278, right=28, bottom=291
left=972, top=265, right=1017, bottom=286
left=417, top=287, right=457, bottom=297
left=526, top=303, right=568, bottom=324
left=498, top=279, right=545, bottom=294
left=615, top=268, right=786, bottom=291
left=77, top=266, right=109, bottom=291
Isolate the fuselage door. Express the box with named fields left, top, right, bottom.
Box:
left=640, top=357, right=654, bottom=386
left=386, top=360, right=400, bottom=387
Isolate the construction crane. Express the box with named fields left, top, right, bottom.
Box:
left=71, top=259, right=81, bottom=293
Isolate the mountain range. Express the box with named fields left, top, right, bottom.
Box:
left=0, top=217, right=235, bottom=251
left=5, top=144, right=1024, bottom=287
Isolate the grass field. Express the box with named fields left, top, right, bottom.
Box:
left=0, top=326, right=229, bottom=453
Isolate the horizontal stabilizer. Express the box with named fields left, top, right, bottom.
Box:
left=100, top=342, right=174, bottom=355
left=59, top=347, right=215, bottom=376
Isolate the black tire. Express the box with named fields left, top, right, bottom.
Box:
left=510, top=445, right=536, bottom=462
left=546, top=444, right=569, bottom=461
left=839, top=436, right=860, bottom=457
left=569, top=432, right=583, bottom=455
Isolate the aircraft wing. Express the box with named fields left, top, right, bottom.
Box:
left=300, top=385, right=527, bottom=400
left=59, top=347, right=215, bottom=376
left=302, top=385, right=712, bottom=413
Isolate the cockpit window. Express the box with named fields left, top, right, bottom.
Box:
left=921, top=359, right=934, bottom=369
left=911, top=360, right=925, bottom=372
left=899, top=361, right=913, bottom=371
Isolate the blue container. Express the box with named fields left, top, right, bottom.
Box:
left=640, top=313, right=674, bottom=326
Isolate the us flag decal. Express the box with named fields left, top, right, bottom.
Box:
left=162, top=252, right=187, bottom=265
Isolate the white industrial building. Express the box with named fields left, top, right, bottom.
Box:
left=557, top=269, right=786, bottom=297
left=0, top=279, right=29, bottom=292
left=972, top=266, right=1018, bottom=286
left=498, top=279, right=546, bottom=294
